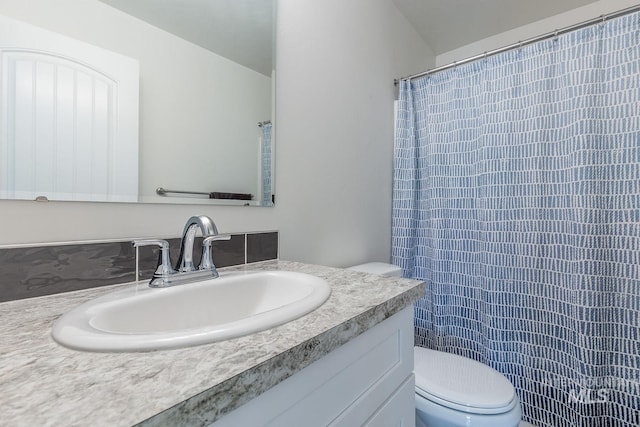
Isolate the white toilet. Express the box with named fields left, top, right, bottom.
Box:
left=348, top=263, right=522, bottom=427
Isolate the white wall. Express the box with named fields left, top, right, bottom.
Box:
left=436, top=0, right=640, bottom=66
left=389, top=3, right=437, bottom=80
left=274, top=0, right=433, bottom=267
left=0, top=0, right=433, bottom=269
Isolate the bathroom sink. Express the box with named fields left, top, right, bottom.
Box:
left=52, top=270, right=331, bottom=352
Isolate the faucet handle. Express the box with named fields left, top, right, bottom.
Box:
left=200, top=234, right=232, bottom=273
left=132, top=239, right=169, bottom=249
left=131, top=239, right=176, bottom=277
left=202, top=234, right=232, bottom=245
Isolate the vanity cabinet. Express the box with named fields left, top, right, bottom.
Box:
left=210, top=307, right=415, bottom=427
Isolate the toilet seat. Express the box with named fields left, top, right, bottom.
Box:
left=414, top=347, right=517, bottom=415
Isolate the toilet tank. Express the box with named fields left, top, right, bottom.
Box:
left=347, top=262, right=403, bottom=277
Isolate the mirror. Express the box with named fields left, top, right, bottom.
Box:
left=0, top=0, right=275, bottom=206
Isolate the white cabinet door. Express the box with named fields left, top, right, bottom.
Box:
left=363, top=376, right=416, bottom=427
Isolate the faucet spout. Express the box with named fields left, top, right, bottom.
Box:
left=175, top=215, right=219, bottom=272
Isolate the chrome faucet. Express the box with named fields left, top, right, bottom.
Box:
left=176, top=215, right=220, bottom=272
left=132, top=215, right=230, bottom=287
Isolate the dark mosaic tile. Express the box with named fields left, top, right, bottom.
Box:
left=0, top=232, right=275, bottom=302
left=0, top=242, right=135, bottom=303
left=210, top=234, right=245, bottom=268
left=247, top=232, right=278, bottom=263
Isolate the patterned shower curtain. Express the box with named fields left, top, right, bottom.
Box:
left=392, top=12, right=640, bottom=427
left=261, top=123, right=273, bottom=206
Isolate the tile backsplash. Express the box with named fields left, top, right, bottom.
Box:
left=247, top=232, right=278, bottom=263
left=0, top=231, right=278, bottom=303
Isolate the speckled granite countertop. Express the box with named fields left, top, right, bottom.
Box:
left=0, top=260, right=424, bottom=427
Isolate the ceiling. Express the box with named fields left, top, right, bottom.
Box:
left=99, top=0, right=274, bottom=76
left=393, top=0, right=600, bottom=55
left=97, top=0, right=603, bottom=75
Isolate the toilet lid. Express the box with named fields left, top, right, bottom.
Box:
left=414, top=347, right=515, bottom=412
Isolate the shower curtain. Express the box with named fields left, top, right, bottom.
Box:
left=392, top=12, right=639, bottom=427
left=261, top=123, right=273, bottom=206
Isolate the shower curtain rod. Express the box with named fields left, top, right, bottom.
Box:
left=394, top=3, right=640, bottom=84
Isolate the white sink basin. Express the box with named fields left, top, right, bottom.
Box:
left=52, top=270, right=331, bottom=352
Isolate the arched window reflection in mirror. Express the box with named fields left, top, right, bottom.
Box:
left=0, top=0, right=276, bottom=206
